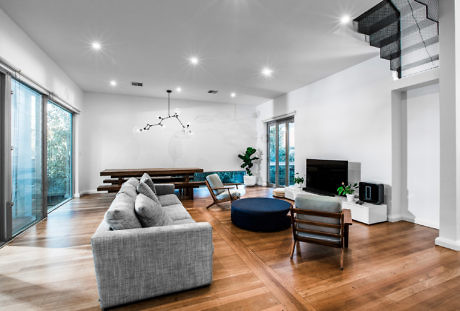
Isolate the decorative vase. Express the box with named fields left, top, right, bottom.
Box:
left=243, top=175, right=257, bottom=186
left=346, top=194, right=354, bottom=202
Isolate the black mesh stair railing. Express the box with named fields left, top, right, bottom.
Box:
left=354, top=0, right=439, bottom=78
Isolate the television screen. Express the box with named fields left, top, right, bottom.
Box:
left=306, top=159, right=348, bottom=196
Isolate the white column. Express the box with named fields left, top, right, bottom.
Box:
left=436, top=0, right=460, bottom=250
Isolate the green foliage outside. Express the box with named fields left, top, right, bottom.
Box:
left=47, top=102, right=72, bottom=207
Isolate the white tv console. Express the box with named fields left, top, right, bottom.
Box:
left=284, top=186, right=387, bottom=225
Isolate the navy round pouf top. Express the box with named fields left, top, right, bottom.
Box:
left=231, top=197, right=291, bottom=232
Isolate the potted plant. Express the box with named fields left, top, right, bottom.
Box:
left=293, top=172, right=304, bottom=189
left=238, top=147, right=259, bottom=186
left=337, top=182, right=358, bottom=202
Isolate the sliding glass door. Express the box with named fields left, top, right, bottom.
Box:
left=267, top=117, right=295, bottom=187
left=11, top=79, right=43, bottom=235
left=47, top=101, right=73, bottom=211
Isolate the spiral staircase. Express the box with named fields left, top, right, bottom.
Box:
left=354, top=0, right=439, bottom=79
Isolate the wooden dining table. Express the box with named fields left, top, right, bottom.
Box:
left=98, top=168, right=204, bottom=199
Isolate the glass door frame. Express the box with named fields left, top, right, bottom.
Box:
left=0, top=71, right=76, bottom=243
left=267, top=116, right=294, bottom=187
left=0, top=69, right=10, bottom=243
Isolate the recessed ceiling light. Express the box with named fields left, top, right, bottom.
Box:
left=91, top=41, right=102, bottom=51
left=340, top=15, right=351, bottom=24
left=230, top=92, right=236, bottom=98
left=110, top=80, right=117, bottom=87
left=189, top=56, right=199, bottom=66
left=261, top=67, right=273, bottom=78
left=176, top=87, right=182, bottom=93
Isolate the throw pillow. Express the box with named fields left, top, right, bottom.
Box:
left=118, top=182, right=137, bottom=198
left=134, top=193, right=173, bottom=227
left=140, top=173, right=156, bottom=193
left=137, top=180, right=161, bottom=205
left=104, top=193, right=142, bottom=230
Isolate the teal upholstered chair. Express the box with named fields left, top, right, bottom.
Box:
left=290, top=193, right=346, bottom=270
left=205, top=174, right=241, bottom=208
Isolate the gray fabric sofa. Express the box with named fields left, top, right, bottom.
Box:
left=91, top=179, right=213, bottom=309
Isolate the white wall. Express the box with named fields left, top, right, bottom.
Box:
left=405, top=83, right=440, bottom=228
left=0, top=7, right=83, bottom=196
left=0, top=7, right=83, bottom=111
left=79, top=93, right=257, bottom=193
left=256, top=57, right=393, bottom=198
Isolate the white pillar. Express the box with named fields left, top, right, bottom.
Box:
left=436, top=0, right=460, bottom=250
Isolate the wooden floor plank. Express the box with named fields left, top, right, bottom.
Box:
left=0, top=187, right=459, bottom=311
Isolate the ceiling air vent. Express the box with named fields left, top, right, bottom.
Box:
left=208, top=90, right=218, bottom=94
left=131, top=81, right=143, bottom=87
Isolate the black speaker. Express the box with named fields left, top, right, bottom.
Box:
left=359, top=182, right=384, bottom=205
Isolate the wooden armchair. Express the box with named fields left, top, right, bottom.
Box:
left=289, top=194, right=346, bottom=270
left=205, top=174, right=242, bottom=209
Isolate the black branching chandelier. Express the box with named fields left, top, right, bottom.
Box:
left=139, top=89, right=192, bottom=134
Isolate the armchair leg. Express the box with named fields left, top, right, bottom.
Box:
left=290, top=240, right=296, bottom=259
left=206, top=201, right=216, bottom=209
left=340, top=248, right=344, bottom=270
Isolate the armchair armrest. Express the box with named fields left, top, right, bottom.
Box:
left=213, top=186, right=236, bottom=190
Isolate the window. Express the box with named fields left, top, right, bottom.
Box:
left=11, top=79, right=43, bottom=235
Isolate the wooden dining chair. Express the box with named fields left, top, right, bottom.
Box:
left=289, top=194, right=346, bottom=270
left=205, top=174, right=242, bottom=209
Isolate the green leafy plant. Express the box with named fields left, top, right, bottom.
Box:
left=337, top=182, right=358, bottom=196
left=238, top=147, right=259, bottom=176
left=293, top=172, right=304, bottom=186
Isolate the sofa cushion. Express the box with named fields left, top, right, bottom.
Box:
left=140, top=173, right=156, bottom=193
left=163, top=203, right=192, bottom=221
left=173, top=218, right=196, bottom=225
left=216, top=189, right=241, bottom=201
left=158, top=194, right=181, bottom=206
left=206, top=173, right=225, bottom=195
left=104, top=193, right=142, bottom=230
left=137, top=181, right=161, bottom=205
left=134, top=193, right=173, bottom=227
left=118, top=182, right=137, bottom=199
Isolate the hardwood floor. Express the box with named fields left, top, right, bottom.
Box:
left=1, top=186, right=459, bottom=310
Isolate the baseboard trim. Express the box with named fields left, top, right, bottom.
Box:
left=435, top=237, right=460, bottom=251
left=388, top=214, right=403, bottom=222
left=78, top=190, right=99, bottom=196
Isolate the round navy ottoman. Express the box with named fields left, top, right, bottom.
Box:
left=231, top=198, right=291, bottom=232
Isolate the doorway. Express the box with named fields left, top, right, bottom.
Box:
left=267, top=117, right=295, bottom=187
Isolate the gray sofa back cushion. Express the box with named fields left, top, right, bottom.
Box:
left=158, top=194, right=182, bottom=206
left=137, top=181, right=161, bottom=205
left=104, top=193, right=142, bottom=230
left=140, top=173, right=156, bottom=193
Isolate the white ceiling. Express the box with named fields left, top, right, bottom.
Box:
left=0, top=0, right=380, bottom=105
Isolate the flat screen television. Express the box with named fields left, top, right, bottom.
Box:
left=305, top=159, right=348, bottom=196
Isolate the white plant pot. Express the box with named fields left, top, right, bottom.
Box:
left=346, top=194, right=355, bottom=202
left=243, top=175, right=257, bottom=186
left=296, top=183, right=303, bottom=189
